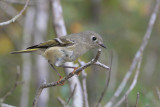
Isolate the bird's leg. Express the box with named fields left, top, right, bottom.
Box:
left=59, top=65, right=79, bottom=75
left=49, top=64, right=64, bottom=85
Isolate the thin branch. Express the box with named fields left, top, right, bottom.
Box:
left=57, top=84, right=77, bottom=107
left=0, top=66, right=21, bottom=102
left=114, top=57, right=142, bottom=107
left=135, top=92, right=140, bottom=107
left=0, top=0, right=30, bottom=26
left=94, top=61, right=110, bottom=70
left=66, top=84, right=77, bottom=105
left=32, top=80, right=46, bottom=107
left=57, top=97, right=67, bottom=107
left=96, top=52, right=113, bottom=107
left=104, top=0, right=160, bottom=106
left=0, top=1, right=24, bottom=26
left=0, top=66, right=21, bottom=107
left=32, top=49, right=110, bottom=107
left=79, top=60, right=89, bottom=107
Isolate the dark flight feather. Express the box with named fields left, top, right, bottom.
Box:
left=27, top=38, right=74, bottom=49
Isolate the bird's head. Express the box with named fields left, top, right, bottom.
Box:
left=81, top=31, right=106, bottom=49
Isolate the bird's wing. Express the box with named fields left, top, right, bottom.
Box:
left=27, top=38, right=74, bottom=49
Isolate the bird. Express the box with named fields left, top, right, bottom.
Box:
left=11, top=31, right=106, bottom=84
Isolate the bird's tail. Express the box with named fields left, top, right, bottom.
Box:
left=10, top=48, right=39, bottom=54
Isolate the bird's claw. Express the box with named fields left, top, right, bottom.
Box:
left=57, top=76, right=64, bottom=86
left=71, top=67, right=78, bottom=75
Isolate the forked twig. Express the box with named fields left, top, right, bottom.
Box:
left=96, top=52, right=113, bottom=107
left=114, top=58, right=142, bottom=107
left=66, top=84, right=77, bottom=105
left=57, top=97, right=67, bottom=107
left=32, top=49, right=110, bottom=107
left=56, top=84, right=77, bottom=107
left=105, top=0, right=160, bottom=106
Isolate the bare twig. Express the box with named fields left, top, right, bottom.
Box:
left=66, top=84, right=77, bottom=105
left=57, top=97, right=67, bottom=107
left=135, top=92, right=140, bottom=107
left=156, top=87, right=160, bottom=100
left=0, top=66, right=21, bottom=107
left=104, top=0, right=160, bottom=106
left=125, top=95, right=129, bottom=107
left=96, top=52, right=113, bottom=107
left=32, top=80, right=46, bottom=107
left=0, top=1, right=24, bottom=26
left=79, top=60, right=89, bottom=107
left=94, top=61, right=110, bottom=70
left=114, top=58, right=142, bottom=107
left=0, top=66, right=21, bottom=102
left=0, top=0, right=30, bottom=26
left=57, top=84, right=77, bottom=107
left=32, top=49, right=110, bottom=107
left=32, top=88, right=43, bottom=107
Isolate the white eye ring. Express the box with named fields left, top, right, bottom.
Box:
left=91, top=36, right=97, bottom=41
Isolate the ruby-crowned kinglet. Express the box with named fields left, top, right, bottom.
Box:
left=11, top=31, right=106, bottom=82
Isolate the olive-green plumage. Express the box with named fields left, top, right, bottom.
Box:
left=11, top=31, right=106, bottom=67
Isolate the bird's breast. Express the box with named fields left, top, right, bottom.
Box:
left=42, top=44, right=90, bottom=66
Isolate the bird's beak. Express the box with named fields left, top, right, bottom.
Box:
left=99, top=43, right=107, bottom=48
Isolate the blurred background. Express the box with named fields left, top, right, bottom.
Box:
left=0, top=0, right=160, bottom=107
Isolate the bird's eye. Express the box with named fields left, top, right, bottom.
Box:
left=92, top=36, right=97, bottom=41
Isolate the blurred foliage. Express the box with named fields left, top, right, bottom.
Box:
left=0, top=0, right=160, bottom=107
left=0, top=35, right=13, bottom=55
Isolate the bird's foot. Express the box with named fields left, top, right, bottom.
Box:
left=76, top=70, right=81, bottom=76
left=71, top=67, right=79, bottom=75
left=56, top=76, right=64, bottom=86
